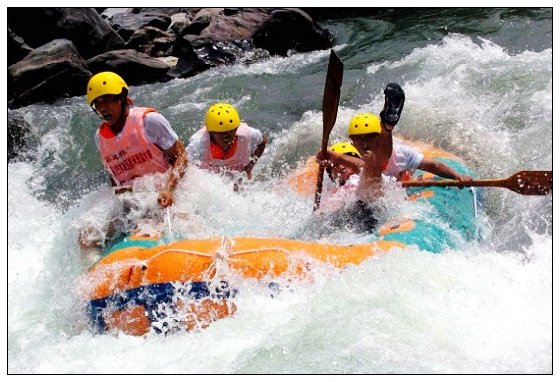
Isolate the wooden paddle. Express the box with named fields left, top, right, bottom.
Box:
left=403, top=170, right=552, bottom=195
left=313, top=50, right=344, bottom=211
left=114, top=185, right=133, bottom=194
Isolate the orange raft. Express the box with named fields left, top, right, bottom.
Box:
left=83, top=236, right=405, bottom=335
left=82, top=138, right=477, bottom=336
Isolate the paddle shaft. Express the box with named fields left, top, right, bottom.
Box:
left=403, top=170, right=552, bottom=196
left=114, top=185, right=133, bottom=194
left=313, top=50, right=344, bottom=211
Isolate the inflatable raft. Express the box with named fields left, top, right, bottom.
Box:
left=81, top=140, right=478, bottom=335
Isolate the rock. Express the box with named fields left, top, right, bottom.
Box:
left=195, top=40, right=245, bottom=67
left=239, top=48, right=271, bottom=65
left=87, top=49, right=172, bottom=85
left=138, top=8, right=190, bottom=17
left=8, top=109, right=38, bottom=162
left=109, top=12, right=172, bottom=41
left=301, top=8, right=384, bottom=21
left=8, top=39, right=92, bottom=109
left=7, top=7, right=338, bottom=107
left=8, top=27, right=33, bottom=66
left=167, top=36, right=209, bottom=79
left=126, top=26, right=176, bottom=57
left=156, top=56, right=179, bottom=67
left=187, top=8, right=270, bottom=44
left=99, top=8, right=133, bottom=20
left=182, top=14, right=211, bottom=36
left=175, top=8, right=273, bottom=70
left=253, top=8, right=333, bottom=56
left=8, top=8, right=125, bottom=59
left=169, top=13, right=194, bottom=36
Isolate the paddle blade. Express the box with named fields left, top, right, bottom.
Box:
left=314, top=50, right=344, bottom=211
left=505, top=170, right=552, bottom=195
left=321, top=50, right=344, bottom=149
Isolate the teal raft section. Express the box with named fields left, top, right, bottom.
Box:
left=381, top=156, right=480, bottom=253
left=101, top=237, right=164, bottom=256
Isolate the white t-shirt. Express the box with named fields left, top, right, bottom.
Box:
left=384, top=139, right=423, bottom=178
left=186, top=125, right=263, bottom=163
left=95, top=111, right=178, bottom=151
left=319, top=173, right=361, bottom=213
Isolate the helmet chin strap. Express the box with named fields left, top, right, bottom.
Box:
left=90, top=105, right=106, bottom=120
left=90, top=92, right=130, bottom=122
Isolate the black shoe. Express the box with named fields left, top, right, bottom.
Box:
left=380, top=83, right=405, bottom=126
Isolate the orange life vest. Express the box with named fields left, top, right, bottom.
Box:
left=96, top=107, right=171, bottom=186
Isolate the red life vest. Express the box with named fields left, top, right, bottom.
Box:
left=96, top=107, right=171, bottom=186
left=191, top=123, right=256, bottom=173
left=210, top=137, right=239, bottom=160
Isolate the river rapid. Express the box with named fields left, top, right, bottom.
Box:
left=8, top=8, right=552, bottom=373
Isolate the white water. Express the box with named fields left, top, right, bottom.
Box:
left=7, top=33, right=552, bottom=373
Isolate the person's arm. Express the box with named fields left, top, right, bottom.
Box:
left=317, top=150, right=364, bottom=174
left=417, top=158, right=473, bottom=182
left=378, top=121, right=393, bottom=167
left=158, top=139, right=188, bottom=207
left=243, top=133, right=267, bottom=179
left=352, top=121, right=393, bottom=202
left=143, top=113, right=189, bottom=206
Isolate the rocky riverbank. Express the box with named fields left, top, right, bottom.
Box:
left=8, top=7, right=337, bottom=110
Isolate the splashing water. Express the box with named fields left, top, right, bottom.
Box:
left=8, top=10, right=551, bottom=373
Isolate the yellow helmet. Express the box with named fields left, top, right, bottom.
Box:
left=205, top=103, right=241, bottom=132
left=348, top=113, right=381, bottom=136
left=86, top=72, right=128, bottom=106
left=329, top=141, right=362, bottom=158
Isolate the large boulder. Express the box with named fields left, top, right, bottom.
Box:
left=126, top=26, right=176, bottom=57
left=168, top=13, right=195, bottom=36
left=8, top=8, right=125, bottom=59
left=87, top=49, right=172, bottom=85
left=185, top=8, right=270, bottom=45
left=167, top=36, right=210, bottom=79
left=109, top=12, right=172, bottom=41
left=171, top=8, right=272, bottom=74
left=253, top=8, right=333, bottom=56
left=8, top=39, right=92, bottom=109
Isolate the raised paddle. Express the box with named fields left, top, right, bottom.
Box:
left=313, top=50, right=344, bottom=211
left=402, top=170, right=552, bottom=196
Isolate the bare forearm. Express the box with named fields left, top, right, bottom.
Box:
left=418, top=159, right=462, bottom=180
left=253, top=134, right=267, bottom=160
left=166, top=152, right=187, bottom=191
left=164, top=141, right=188, bottom=192
left=331, top=152, right=364, bottom=173
left=244, top=134, right=267, bottom=173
